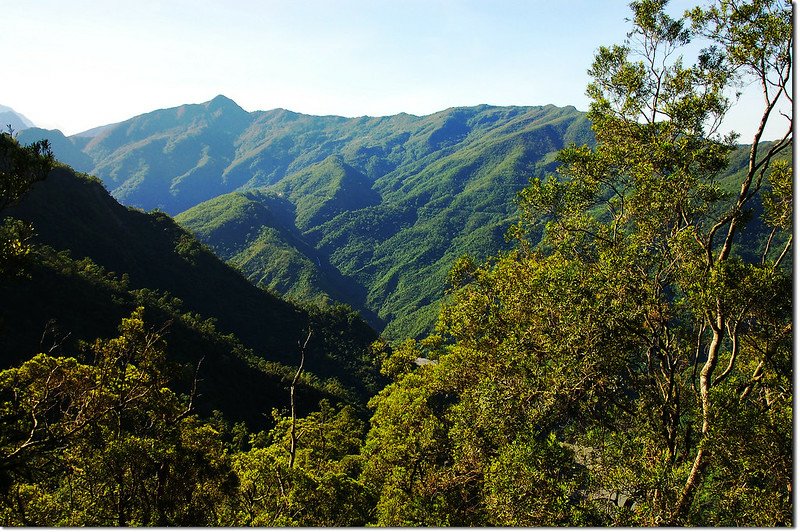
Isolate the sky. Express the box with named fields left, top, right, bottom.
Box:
left=3, top=0, right=789, bottom=140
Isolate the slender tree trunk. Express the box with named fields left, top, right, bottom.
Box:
left=156, top=461, right=169, bottom=525
left=289, top=329, right=312, bottom=469
left=117, top=470, right=127, bottom=527
left=671, top=318, right=723, bottom=523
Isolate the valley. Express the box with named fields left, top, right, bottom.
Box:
left=21, top=98, right=593, bottom=339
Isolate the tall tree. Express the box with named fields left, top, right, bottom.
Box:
left=561, top=0, right=792, bottom=523
left=362, top=0, right=792, bottom=526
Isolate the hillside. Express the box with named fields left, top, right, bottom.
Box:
left=16, top=98, right=777, bottom=340
left=18, top=98, right=592, bottom=338
left=2, top=165, right=383, bottom=426
left=63, top=97, right=589, bottom=216
left=166, top=101, right=592, bottom=338
left=17, top=127, right=95, bottom=173
left=178, top=127, right=784, bottom=339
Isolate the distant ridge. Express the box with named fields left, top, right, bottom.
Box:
left=0, top=104, right=35, bottom=132
left=73, top=122, right=118, bottom=138
left=16, top=96, right=595, bottom=339
left=17, top=127, right=94, bottom=172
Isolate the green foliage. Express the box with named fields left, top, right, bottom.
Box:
left=361, top=367, right=469, bottom=526
left=762, top=160, right=792, bottom=230
left=0, top=133, right=54, bottom=278
left=0, top=132, right=53, bottom=212
left=229, top=400, right=371, bottom=526
left=360, top=0, right=792, bottom=526
left=0, top=312, right=375, bottom=526
left=0, top=309, right=236, bottom=525
left=0, top=217, right=34, bottom=277
left=483, top=433, right=596, bottom=526
left=173, top=105, right=591, bottom=339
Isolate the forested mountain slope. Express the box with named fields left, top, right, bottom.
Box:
left=26, top=99, right=591, bottom=339
left=176, top=103, right=592, bottom=337
left=70, top=97, right=589, bottom=218
left=18, top=100, right=781, bottom=341
left=2, top=164, right=383, bottom=425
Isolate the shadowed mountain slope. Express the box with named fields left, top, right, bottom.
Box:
left=2, top=166, right=383, bottom=426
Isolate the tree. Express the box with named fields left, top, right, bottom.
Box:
left=360, top=360, right=464, bottom=526
left=0, top=309, right=236, bottom=526
left=557, top=0, right=792, bottom=523
left=362, top=0, right=792, bottom=525
left=0, top=132, right=54, bottom=277
left=288, top=329, right=311, bottom=469
left=230, top=400, right=371, bottom=526
left=0, top=132, right=53, bottom=212
left=534, top=0, right=791, bottom=523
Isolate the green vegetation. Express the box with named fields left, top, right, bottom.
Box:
left=361, top=0, right=792, bottom=525
left=1, top=134, right=383, bottom=427
left=173, top=103, right=774, bottom=341
left=175, top=187, right=371, bottom=312
left=172, top=104, right=591, bottom=338
left=32, top=97, right=595, bottom=339
left=0, top=131, right=53, bottom=278
left=0, top=0, right=792, bottom=526
left=0, top=309, right=375, bottom=526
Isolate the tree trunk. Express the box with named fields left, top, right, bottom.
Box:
left=289, top=329, right=311, bottom=469
left=671, top=320, right=723, bottom=523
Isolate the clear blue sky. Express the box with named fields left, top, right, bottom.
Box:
left=4, top=0, right=785, bottom=139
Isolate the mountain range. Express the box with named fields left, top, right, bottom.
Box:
left=11, top=97, right=778, bottom=340
left=4, top=96, right=777, bottom=408
left=0, top=104, right=35, bottom=133
left=12, top=96, right=594, bottom=339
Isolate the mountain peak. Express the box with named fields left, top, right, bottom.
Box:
left=206, top=94, right=244, bottom=113
left=0, top=104, right=36, bottom=131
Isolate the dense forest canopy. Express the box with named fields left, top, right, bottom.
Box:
left=0, top=0, right=792, bottom=526
left=361, top=0, right=792, bottom=525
